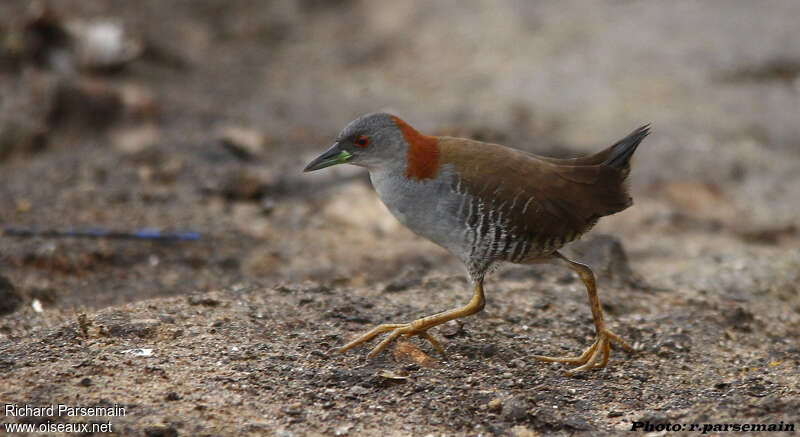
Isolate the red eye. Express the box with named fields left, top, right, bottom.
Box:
left=354, top=135, right=369, bottom=148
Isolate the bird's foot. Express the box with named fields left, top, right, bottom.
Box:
left=337, top=320, right=447, bottom=359
left=533, top=328, right=631, bottom=375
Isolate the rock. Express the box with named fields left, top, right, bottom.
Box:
left=382, top=271, right=422, bottom=293
left=334, top=423, right=354, bottom=435
left=510, top=425, right=541, bottom=437
left=349, top=385, right=368, bottom=396
left=502, top=396, right=530, bottom=422
left=565, top=234, right=633, bottom=283
left=66, top=19, right=142, bottom=72
left=392, top=339, right=437, bottom=368
left=486, top=398, right=503, bottom=411
left=0, top=275, right=24, bottom=316
left=127, top=319, right=162, bottom=338
left=95, top=312, right=162, bottom=338
left=112, top=124, right=160, bottom=155
left=217, top=125, right=267, bottom=161
left=187, top=295, right=221, bottom=307
left=376, top=369, right=409, bottom=381
left=321, top=182, right=400, bottom=234
left=725, top=305, right=755, bottom=331
left=439, top=320, right=465, bottom=338
left=508, top=358, right=526, bottom=369
left=218, top=167, right=264, bottom=200
left=563, top=416, right=594, bottom=431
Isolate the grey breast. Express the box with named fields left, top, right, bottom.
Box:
left=369, top=167, right=474, bottom=263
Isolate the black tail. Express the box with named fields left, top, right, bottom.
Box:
left=603, top=124, right=650, bottom=169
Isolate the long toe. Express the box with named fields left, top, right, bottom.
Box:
left=534, top=328, right=629, bottom=375
left=565, top=338, right=608, bottom=375
left=337, top=323, right=406, bottom=354
left=340, top=321, right=444, bottom=359
left=533, top=339, right=599, bottom=364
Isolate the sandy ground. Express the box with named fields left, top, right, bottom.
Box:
left=1, top=1, right=799, bottom=435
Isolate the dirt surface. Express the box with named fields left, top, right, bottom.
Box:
left=1, top=1, right=799, bottom=436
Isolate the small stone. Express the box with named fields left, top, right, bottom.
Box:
left=510, top=425, right=541, bottom=437
left=187, top=295, right=221, bottom=306
left=350, top=385, right=369, bottom=396
left=440, top=320, right=465, bottom=338
left=383, top=276, right=421, bottom=293
left=280, top=406, right=303, bottom=416
left=725, top=306, right=755, bottom=330
left=135, top=318, right=164, bottom=337
left=376, top=369, right=409, bottom=381
left=486, top=398, right=503, bottom=411
left=508, top=358, right=526, bottom=368
left=67, top=19, right=143, bottom=71
left=502, top=396, right=529, bottom=421
left=565, top=234, right=633, bottom=282
left=392, top=339, right=438, bottom=368
left=334, top=423, right=354, bottom=436
left=217, top=125, right=266, bottom=161
left=321, top=182, right=400, bottom=233
left=563, top=416, right=593, bottom=431
left=218, top=167, right=264, bottom=200
left=112, top=124, right=160, bottom=155
left=481, top=343, right=497, bottom=357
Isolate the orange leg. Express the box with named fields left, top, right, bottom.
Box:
left=533, top=252, right=631, bottom=375
left=338, top=280, right=486, bottom=358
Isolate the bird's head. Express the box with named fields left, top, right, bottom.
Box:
left=304, top=113, right=439, bottom=179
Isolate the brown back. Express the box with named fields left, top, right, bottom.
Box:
left=438, top=137, right=633, bottom=252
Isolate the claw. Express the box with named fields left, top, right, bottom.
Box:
left=336, top=281, right=486, bottom=360
left=338, top=322, right=447, bottom=359
left=533, top=328, right=629, bottom=375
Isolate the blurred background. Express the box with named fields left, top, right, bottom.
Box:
left=1, top=0, right=798, bottom=315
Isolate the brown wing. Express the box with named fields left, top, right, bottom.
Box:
left=437, top=137, right=632, bottom=253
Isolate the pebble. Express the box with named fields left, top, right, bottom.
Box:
left=502, top=396, right=530, bottom=421
left=334, top=423, right=354, bottom=436
left=350, top=385, right=369, bottom=395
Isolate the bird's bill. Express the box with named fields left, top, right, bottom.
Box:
left=303, top=143, right=352, bottom=172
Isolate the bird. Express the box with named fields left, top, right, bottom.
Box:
left=304, top=113, right=649, bottom=374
